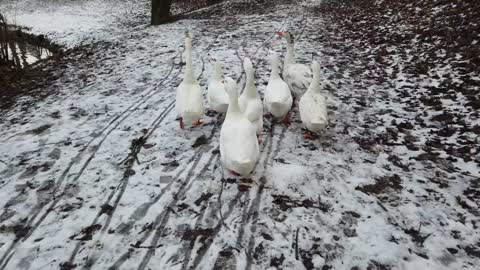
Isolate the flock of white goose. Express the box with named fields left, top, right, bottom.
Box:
left=175, top=31, right=328, bottom=176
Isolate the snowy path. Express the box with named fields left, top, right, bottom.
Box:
left=1, top=0, right=479, bottom=270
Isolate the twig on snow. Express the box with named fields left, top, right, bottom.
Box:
left=217, top=157, right=228, bottom=229
left=294, top=227, right=300, bottom=260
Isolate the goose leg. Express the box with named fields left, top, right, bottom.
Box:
left=303, top=131, right=316, bottom=140
left=179, top=118, right=184, bottom=129
left=281, top=112, right=290, bottom=126
left=228, top=169, right=240, bottom=176
left=292, top=95, right=297, bottom=108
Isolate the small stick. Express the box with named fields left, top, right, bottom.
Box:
left=217, top=158, right=228, bottom=229
left=294, top=227, right=300, bottom=260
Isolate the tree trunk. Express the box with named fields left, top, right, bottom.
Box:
left=151, top=0, right=173, bottom=25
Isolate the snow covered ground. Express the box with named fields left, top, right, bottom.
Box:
left=0, top=0, right=479, bottom=269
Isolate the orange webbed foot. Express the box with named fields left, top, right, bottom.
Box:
left=303, top=133, right=315, bottom=140
left=179, top=118, right=184, bottom=129
left=192, top=120, right=203, bottom=126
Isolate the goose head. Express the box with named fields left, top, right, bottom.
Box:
left=311, top=60, right=321, bottom=75
left=208, top=55, right=223, bottom=81
left=269, top=51, right=281, bottom=66
left=224, top=77, right=243, bottom=122
left=310, top=60, right=322, bottom=91
left=243, top=57, right=254, bottom=73
left=184, top=32, right=192, bottom=50
left=243, top=57, right=256, bottom=93
left=269, top=51, right=282, bottom=75
left=224, top=77, right=237, bottom=97
left=269, top=51, right=279, bottom=62
left=277, top=31, right=294, bottom=44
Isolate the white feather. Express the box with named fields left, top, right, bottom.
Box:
left=264, top=52, right=293, bottom=118
left=176, top=35, right=204, bottom=126
left=299, top=61, right=328, bottom=133
left=220, top=77, right=260, bottom=176
left=207, top=60, right=229, bottom=113
left=238, top=58, right=263, bottom=134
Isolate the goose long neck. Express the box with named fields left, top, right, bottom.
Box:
left=285, top=42, right=295, bottom=65
left=185, top=45, right=195, bottom=83
left=227, top=91, right=241, bottom=117
left=245, top=68, right=257, bottom=97
left=213, top=62, right=222, bottom=81
left=271, top=58, right=281, bottom=79
left=310, top=68, right=321, bottom=93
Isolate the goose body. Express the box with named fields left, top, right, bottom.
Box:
left=207, top=59, right=229, bottom=114
left=278, top=31, right=312, bottom=98
left=264, top=52, right=293, bottom=120
left=299, top=61, right=328, bottom=133
left=239, top=58, right=263, bottom=134
left=176, top=34, right=204, bottom=128
left=220, top=77, right=260, bottom=176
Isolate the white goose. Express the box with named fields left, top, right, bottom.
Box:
left=299, top=60, right=328, bottom=139
left=207, top=57, right=229, bottom=114
left=264, top=51, right=293, bottom=125
left=220, top=77, right=260, bottom=176
left=277, top=31, right=312, bottom=100
left=176, top=33, right=204, bottom=129
left=239, top=57, right=263, bottom=134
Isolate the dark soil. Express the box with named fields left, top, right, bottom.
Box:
left=182, top=228, right=214, bottom=241
left=355, top=175, right=403, bottom=195
left=192, top=134, right=209, bottom=148
left=0, top=223, right=32, bottom=239
left=70, top=224, right=102, bottom=241
left=271, top=194, right=331, bottom=212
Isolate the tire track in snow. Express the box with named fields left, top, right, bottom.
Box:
left=178, top=185, right=218, bottom=270
left=234, top=126, right=281, bottom=248
left=136, top=152, right=221, bottom=270
left=244, top=127, right=287, bottom=270
left=178, top=166, right=223, bottom=270
left=0, top=44, right=185, bottom=270
left=186, top=191, right=246, bottom=270
left=78, top=122, right=219, bottom=270
left=177, top=139, right=268, bottom=270
left=107, top=148, right=219, bottom=270
left=182, top=125, right=277, bottom=270
left=179, top=126, right=286, bottom=270
left=177, top=135, right=272, bottom=270
left=235, top=127, right=285, bottom=254
left=66, top=100, right=176, bottom=265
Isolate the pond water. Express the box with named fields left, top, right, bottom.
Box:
left=1, top=25, right=54, bottom=68
left=6, top=42, right=52, bottom=68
